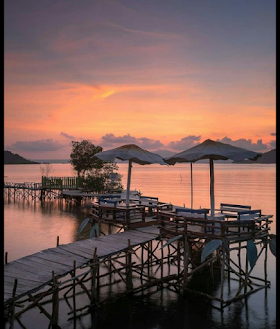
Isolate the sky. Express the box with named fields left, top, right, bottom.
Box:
left=4, top=0, right=276, bottom=160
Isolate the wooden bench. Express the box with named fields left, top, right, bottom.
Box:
left=220, top=203, right=251, bottom=218
left=175, top=207, right=209, bottom=218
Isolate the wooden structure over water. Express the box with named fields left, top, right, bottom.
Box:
left=4, top=177, right=124, bottom=204
left=4, top=226, right=164, bottom=327
left=4, top=178, right=98, bottom=203
left=4, top=203, right=274, bottom=327
left=158, top=207, right=273, bottom=307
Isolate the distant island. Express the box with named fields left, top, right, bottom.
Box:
left=4, top=148, right=276, bottom=165
left=4, top=150, right=40, bottom=164
left=233, top=149, right=276, bottom=164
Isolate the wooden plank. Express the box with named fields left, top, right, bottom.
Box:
left=78, top=239, right=128, bottom=254
left=4, top=275, right=45, bottom=288
left=14, top=258, right=66, bottom=274
left=57, top=245, right=94, bottom=259
left=4, top=280, right=35, bottom=294
left=45, top=248, right=87, bottom=264
left=65, top=242, right=104, bottom=255
left=114, top=230, right=158, bottom=239
left=75, top=242, right=125, bottom=258
left=27, top=254, right=72, bottom=271
left=105, top=232, right=153, bottom=245
left=4, top=272, right=48, bottom=287
left=78, top=237, right=127, bottom=250
left=4, top=264, right=50, bottom=282
left=90, top=237, right=128, bottom=249
left=34, top=250, right=86, bottom=269
left=73, top=242, right=124, bottom=258
left=118, top=231, right=156, bottom=240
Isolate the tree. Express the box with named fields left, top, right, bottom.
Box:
left=69, top=140, right=123, bottom=192
left=70, top=140, right=103, bottom=177
left=40, top=163, right=54, bottom=177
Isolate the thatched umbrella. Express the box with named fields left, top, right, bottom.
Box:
left=94, top=144, right=167, bottom=205
left=165, top=139, right=262, bottom=216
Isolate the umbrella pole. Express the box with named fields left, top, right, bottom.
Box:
left=190, top=162, right=193, bottom=209
left=126, top=160, right=132, bottom=206
left=210, top=158, right=215, bottom=216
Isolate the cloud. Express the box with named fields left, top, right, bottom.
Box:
left=100, top=133, right=163, bottom=149
left=101, top=134, right=137, bottom=146
left=270, top=132, right=276, bottom=136
left=60, top=131, right=77, bottom=140
left=216, top=137, right=268, bottom=152
left=8, top=139, right=66, bottom=152
left=270, top=140, right=276, bottom=149
left=168, top=135, right=201, bottom=150
left=137, top=137, right=164, bottom=149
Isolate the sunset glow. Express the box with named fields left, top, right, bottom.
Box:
left=4, top=0, right=276, bottom=159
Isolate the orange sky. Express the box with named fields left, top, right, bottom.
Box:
left=4, top=0, right=276, bottom=159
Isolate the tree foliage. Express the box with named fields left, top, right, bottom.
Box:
left=70, top=140, right=103, bottom=177
left=69, top=140, right=123, bottom=193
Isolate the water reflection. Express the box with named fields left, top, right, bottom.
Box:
left=4, top=163, right=276, bottom=328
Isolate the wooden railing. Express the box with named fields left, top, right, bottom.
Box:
left=41, top=176, right=82, bottom=189
left=90, top=202, right=146, bottom=228
left=158, top=210, right=273, bottom=242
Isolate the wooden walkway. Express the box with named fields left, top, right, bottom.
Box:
left=4, top=226, right=160, bottom=305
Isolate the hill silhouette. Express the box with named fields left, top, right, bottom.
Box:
left=233, top=149, right=276, bottom=164
left=4, top=150, right=40, bottom=164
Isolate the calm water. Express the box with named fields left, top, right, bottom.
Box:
left=4, top=163, right=276, bottom=329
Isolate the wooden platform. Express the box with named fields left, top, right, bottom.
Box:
left=4, top=226, right=160, bottom=305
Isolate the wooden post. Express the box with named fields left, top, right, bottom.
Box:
left=209, top=158, right=215, bottom=216
left=183, top=234, right=189, bottom=288
left=72, top=261, right=76, bottom=317
left=91, top=248, right=98, bottom=306
left=264, top=237, right=268, bottom=284
left=147, top=241, right=151, bottom=281
left=160, top=240, right=164, bottom=285
left=51, top=271, right=59, bottom=328
left=9, top=278, right=17, bottom=329
left=5, top=251, right=8, bottom=264
left=56, top=236, right=59, bottom=247
left=126, top=208, right=130, bottom=230
left=177, top=240, right=181, bottom=277
left=127, top=239, right=133, bottom=291
left=142, top=207, right=145, bottom=222
left=227, top=242, right=231, bottom=286
left=244, top=248, right=249, bottom=294
left=220, top=247, right=225, bottom=309
left=140, top=244, right=144, bottom=283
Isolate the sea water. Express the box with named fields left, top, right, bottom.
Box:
left=4, top=163, right=276, bottom=329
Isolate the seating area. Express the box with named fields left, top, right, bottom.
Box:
left=157, top=203, right=272, bottom=241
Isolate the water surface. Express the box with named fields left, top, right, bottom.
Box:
left=4, top=163, right=276, bottom=328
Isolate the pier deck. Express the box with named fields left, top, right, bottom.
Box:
left=4, top=226, right=159, bottom=305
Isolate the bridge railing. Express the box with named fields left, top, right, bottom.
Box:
left=41, top=176, right=82, bottom=189
left=4, top=182, right=42, bottom=189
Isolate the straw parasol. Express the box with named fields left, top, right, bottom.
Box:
left=94, top=144, right=167, bottom=205
left=165, top=139, right=262, bottom=215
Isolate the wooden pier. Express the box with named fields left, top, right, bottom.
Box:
left=4, top=226, right=160, bottom=304
left=4, top=226, right=166, bottom=327
left=4, top=194, right=275, bottom=327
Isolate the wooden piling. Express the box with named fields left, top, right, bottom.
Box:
left=50, top=271, right=59, bottom=328
left=127, top=239, right=133, bottom=291
left=183, top=234, right=189, bottom=288
left=220, top=247, right=225, bottom=309
left=91, top=248, right=98, bottom=306
left=72, top=261, right=76, bottom=316
left=10, top=278, right=17, bottom=329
